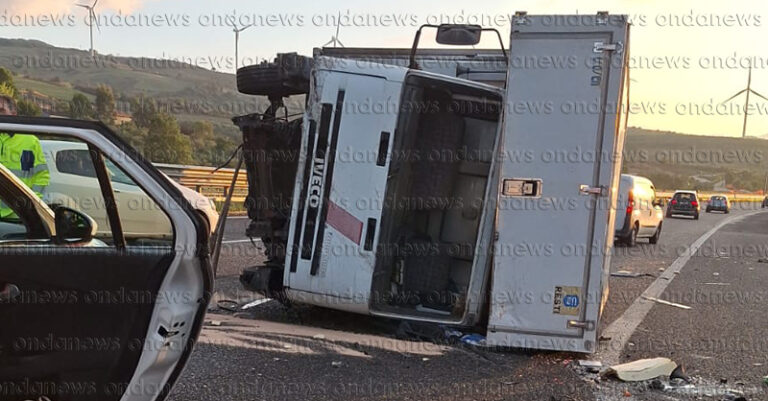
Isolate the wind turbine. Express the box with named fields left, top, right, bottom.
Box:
left=323, top=13, right=344, bottom=48
left=722, top=65, right=768, bottom=138
left=232, top=24, right=252, bottom=71
left=76, top=0, right=100, bottom=57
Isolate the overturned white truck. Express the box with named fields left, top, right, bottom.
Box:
left=232, top=13, right=630, bottom=352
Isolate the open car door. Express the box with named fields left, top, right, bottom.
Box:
left=486, top=13, right=629, bottom=352
left=0, top=117, right=212, bottom=400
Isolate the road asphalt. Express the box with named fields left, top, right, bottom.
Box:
left=169, top=204, right=768, bottom=401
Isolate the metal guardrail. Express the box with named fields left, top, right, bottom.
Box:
left=155, top=163, right=248, bottom=202
left=656, top=191, right=764, bottom=203
left=154, top=163, right=768, bottom=207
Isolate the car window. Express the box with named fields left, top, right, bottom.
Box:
left=100, top=152, right=174, bottom=246
left=18, top=136, right=174, bottom=247
left=0, top=191, right=30, bottom=241
left=56, top=149, right=137, bottom=186
left=674, top=193, right=694, bottom=202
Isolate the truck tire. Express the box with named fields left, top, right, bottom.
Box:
left=237, top=54, right=312, bottom=97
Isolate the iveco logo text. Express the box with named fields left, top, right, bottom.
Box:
left=308, top=157, right=325, bottom=208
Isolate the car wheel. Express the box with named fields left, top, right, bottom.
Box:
left=694, top=212, right=699, bottom=220
left=625, top=224, right=638, bottom=247
left=706, top=207, right=711, bottom=213
left=649, top=223, right=661, bottom=244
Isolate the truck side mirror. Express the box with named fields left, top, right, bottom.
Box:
left=436, top=24, right=483, bottom=45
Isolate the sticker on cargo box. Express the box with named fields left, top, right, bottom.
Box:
left=553, top=286, right=581, bottom=316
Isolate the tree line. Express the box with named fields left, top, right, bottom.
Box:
left=0, top=67, right=238, bottom=166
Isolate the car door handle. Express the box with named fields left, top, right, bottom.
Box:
left=0, top=283, right=20, bottom=302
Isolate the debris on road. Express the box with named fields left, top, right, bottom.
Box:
left=241, top=298, right=274, bottom=310
left=216, top=299, right=239, bottom=312
left=669, top=364, right=691, bottom=383
left=757, top=258, right=768, bottom=263
left=205, top=319, right=222, bottom=326
left=605, top=357, right=678, bottom=382
left=641, top=296, right=692, bottom=310
left=460, top=334, right=487, bottom=346
left=578, top=360, right=603, bottom=373
left=331, top=361, right=342, bottom=368
left=611, top=270, right=655, bottom=278
left=702, top=282, right=731, bottom=286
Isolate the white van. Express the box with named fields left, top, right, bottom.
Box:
left=235, top=13, right=630, bottom=352
left=614, top=174, right=664, bottom=246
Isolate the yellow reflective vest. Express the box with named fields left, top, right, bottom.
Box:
left=0, top=133, right=50, bottom=218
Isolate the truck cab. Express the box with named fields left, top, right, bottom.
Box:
left=234, top=13, right=630, bottom=352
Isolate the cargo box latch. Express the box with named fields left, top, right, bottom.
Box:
left=502, top=178, right=542, bottom=197
left=579, top=184, right=607, bottom=196
left=593, top=41, right=622, bottom=53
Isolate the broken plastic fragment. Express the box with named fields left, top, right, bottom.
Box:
left=606, top=357, right=678, bottom=382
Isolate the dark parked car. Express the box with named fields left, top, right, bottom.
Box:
left=666, top=190, right=700, bottom=219
left=706, top=195, right=730, bottom=213
left=762, top=196, right=768, bottom=208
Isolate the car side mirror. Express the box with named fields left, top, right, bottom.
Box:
left=54, top=206, right=96, bottom=243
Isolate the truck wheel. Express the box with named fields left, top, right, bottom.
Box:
left=237, top=54, right=312, bottom=97
left=649, top=223, right=661, bottom=244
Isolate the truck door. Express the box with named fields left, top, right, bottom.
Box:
left=487, top=13, right=629, bottom=352
left=285, top=58, right=407, bottom=312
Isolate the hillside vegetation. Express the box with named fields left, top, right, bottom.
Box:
left=624, top=127, right=768, bottom=192
left=2, top=39, right=767, bottom=190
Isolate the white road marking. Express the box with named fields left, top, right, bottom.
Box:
left=222, top=238, right=262, bottom=244
left=598, top=210, right=763, bottom=364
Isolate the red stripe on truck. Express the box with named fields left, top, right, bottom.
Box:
left=327, top=201, right=363, bottom=244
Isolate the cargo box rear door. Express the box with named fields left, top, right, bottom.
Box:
left=487, top=14, right=629, bottom=353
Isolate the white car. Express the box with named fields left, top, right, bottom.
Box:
left=41, top=140, right=219, bottom=238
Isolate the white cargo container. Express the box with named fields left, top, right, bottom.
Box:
left=236, top=13, right=630, bottom=353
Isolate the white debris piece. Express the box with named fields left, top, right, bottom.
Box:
left=606, top=357, right=678, bottom=382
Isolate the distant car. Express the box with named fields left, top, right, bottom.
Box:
left=614, top=174, right=664, bottom=246
left=40, top=140, right=219, bottom=238
left=762, top=196, right=768, bottom=208
left=706, top=195, right=730, bottom=213
left=666, top=190, right=701, bottom=220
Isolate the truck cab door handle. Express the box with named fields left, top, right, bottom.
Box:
left=0, top=283, right=20, bottom=302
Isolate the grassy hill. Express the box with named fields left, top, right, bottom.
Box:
left=0, top=38, right=305, bottom=140
left=2, top=38, right=767, bottom=190
left=624, top=127, right=768, bottom=191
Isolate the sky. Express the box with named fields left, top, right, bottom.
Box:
left=2, top=0, right=768, bottom=137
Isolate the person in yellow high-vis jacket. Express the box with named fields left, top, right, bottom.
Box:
left=0, top=95, right=50, bottom=218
